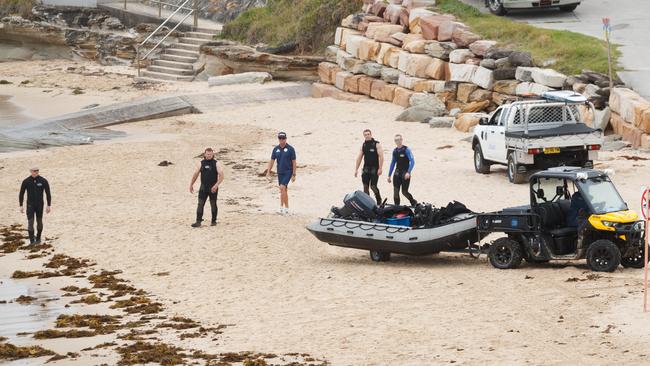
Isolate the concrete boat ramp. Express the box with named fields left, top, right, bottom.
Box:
left=0, top=84, right=311, bottom=152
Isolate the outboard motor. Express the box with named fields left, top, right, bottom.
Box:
left=331, top=191, right=377, bottom=220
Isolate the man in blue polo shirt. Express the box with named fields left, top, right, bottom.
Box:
left=265, top=132, right=297, bottom=214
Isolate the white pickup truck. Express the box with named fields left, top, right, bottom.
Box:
left=485, top=0, right=581, bottom=15
left=472, top=91, right=604, bottom=184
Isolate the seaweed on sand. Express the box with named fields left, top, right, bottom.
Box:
left=116, top=341, right=187, bottom=365
left=15, top=295, right=37, bottom=304
left=11, top=270, right=62, bottom=279
left=0, top=225, right=27, bottom=253
left=71, top=294, right=102, bottom=304
left=33, top=329, right=98, bottom=339
left=0, top=342, right=56, bottom=360
left=46, top=352, right=80, bottom=362
left=45, top=254, right=93, bottom=275
left=55, top=314, right=122, bottom=334
left=110, top=296, right=163, bottom=315
left=88, top=271, right=139, bottom=296
left=156, top=317, right=199, bottom=330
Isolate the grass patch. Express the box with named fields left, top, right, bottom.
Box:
left=221, top=0, right=362, bottom=53
left=434, top=0, right=619, bottom=75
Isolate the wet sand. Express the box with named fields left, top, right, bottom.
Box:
left=2, top=59, right=650, bottom=365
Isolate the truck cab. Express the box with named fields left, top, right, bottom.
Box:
left=473, top=91, right=603, bottom=184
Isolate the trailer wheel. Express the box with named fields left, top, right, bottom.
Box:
left=473, top=144, right=491, bottom=174
left=488, top=238, right=523, bottom=269
left=586, top=240, right=621, bottom=272
left=507, top=153, right=526, bottom=184
left=621, top=246, right=646, bottom=269
left=370, top=250, right=391, bottom=262
left=487, top=0, right=507, bottom=15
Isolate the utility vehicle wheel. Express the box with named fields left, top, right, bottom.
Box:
left=621, top=247, right=646, bottom=269
left=559, top=4, right=578, bottom=12
left=487, top=0, right=507, bottom=15
left=507, top=153, right=526, bottom=184
left=586, top=240, right=621, bottom=272
left=474, top=145, right=491, bottom=174
left=488, top=238, right=523, bottom=269
left=370, top=250, right=391, bottom=262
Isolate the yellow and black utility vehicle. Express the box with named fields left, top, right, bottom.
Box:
left=478, top=167, right=646, bottom=272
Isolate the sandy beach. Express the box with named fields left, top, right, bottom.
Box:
left=2, top=60, right=650, bottom=365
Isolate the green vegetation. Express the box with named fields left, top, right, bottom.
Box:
left=0, top=0, right=36, bottom=18
left=434, top=0, right=619, bottom=75
left=221, top=0, right=362, bottom=54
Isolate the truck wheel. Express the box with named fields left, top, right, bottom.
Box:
left=488, top=238, right=523, bottom=269
left=507, top=153, right=526, bottom=184
left=586, top=240, right=621, bottom=272
left=473, top=144, right=490, bottom=174
left=559, top=4, right=578, bottom=12
left=370, top=250, right=391, bottom=262
left=487, top=0, right=507, bottom=15
left=621, top=247, right=646, bottom=269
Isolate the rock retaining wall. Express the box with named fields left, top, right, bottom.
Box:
left=313, top=0, right=650, bottom=149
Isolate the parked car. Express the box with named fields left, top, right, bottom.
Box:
left=485, top=0, right=581, bottom=15
left=472, top=91, right=603, bottom=184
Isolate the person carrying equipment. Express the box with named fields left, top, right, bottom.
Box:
left=387, top=134, right=417, bottom=207
left=189, top=147, right=224, bottom=227
left=354, top=129, right=384, bottom=204
left=19, top=167, right=51, bottom=245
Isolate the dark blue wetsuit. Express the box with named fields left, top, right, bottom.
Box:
left=388, top=145, right=416, bottom=206
left=271, top=143, right=296, bottom=186
left=19, top=176, right=51, bottom=244
left=196, top=158, right=219, bottom=224
left=566, top=191, right=590, bottom=228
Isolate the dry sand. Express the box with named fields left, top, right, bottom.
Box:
left=2, top=60, right=650, bottom=365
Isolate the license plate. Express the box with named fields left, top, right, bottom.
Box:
left=540, top=0, right=552, bottom=6
left=543, top=147, right=561, bottom=154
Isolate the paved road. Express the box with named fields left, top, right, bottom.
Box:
left=458, top=0, right=650, bottom=98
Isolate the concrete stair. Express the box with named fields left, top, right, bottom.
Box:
left=139, top=30, right=216, bottom=82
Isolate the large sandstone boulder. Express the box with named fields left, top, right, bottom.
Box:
left=438, top=21, right=466, bottom=42
left=419, top=14, right=455, bottom=40
left=469, top=40, right=497, bottom=57
left=472, top=66, right=495, bottom=90
left=492, top=92, right=518, bottom=105
left=452, top=28, right=481, bottom=47
left=359, top=62, right=383, bottom=77
left=336, top=50, right=365, bottom=73
left=408, top=8, right=438, bottom=34
left=358, top=76, right=375, bottom=95
left=428, top=116, right=455, bottom=128
left=335, top=71, right=353, bottom=90
left=413, top=80, right=446, bottom=93
left=410, top=92, right=447, bottom=112
left=515, top=66, right=536, bottom=82
left=366, top=23, right=404, bottom=41
left=393, top=87, right=415, bottom=107
left=208, top=72, right=272, bottom=86
left=493, top=80, right=519, bottom=95
left=381, top=67, right=400, bottom=83
left=396, top=105, right=433, bottom=122
left=403, top=40, right=432, bottom=54
left=609, top=87, right=650, bottom=132
left=376, top=42, right=398, bottom=65
left=425, top=58, right=449, bottom=80
left=402, top=33, right=425, bottom=49
left=370, top=80, right=388, bottom=100
left=424, top=41, right=457, bottom=60
left=335, top=27, right=362, bottom=48
left=493, top=68, right=516, bottom=80
left=449, top=49, right=475, bottom=64
left=515, top=82, right=552, bottom=96
left=454, top=113, right=487, bottom=132
left=344, top=74, right=364, bottom=93
left=457, top=83, right=478, bottom=103
left=405, top=54, right=433, bottom=78
left=531, top=68, right=567, bottom=88
left=358, top=38, right=381, bottom=60
left=312, top=83, right=365, bottom=102
left=384, top=4, right=402, bottom=24
left=345, top=34, right=367, bottom=58
left=397, top=50, right=411, bottom=72
left=469, top=89, right=493, bottom=102
left=398, top=74, right=428, bottom=90
left=381, top=84, right=398, bottom=102
left=508, top=51, right=533, bottom=67
left=449, top=63, right=478, bottom=83
left=318, top=62, right=342, bottom=84
left=461, top=100, right=490, bottom=113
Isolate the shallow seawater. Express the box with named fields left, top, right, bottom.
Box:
left=0, top=95, right=32, bottom=129
left=0, top=277, right=74, bottom=345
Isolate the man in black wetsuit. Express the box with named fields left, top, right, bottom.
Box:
left=387, top=134, right=417, bottom=207
left=19, top=167, right=52, bottom=245
left=189, top=147, right=224, bottom=227
left=354, top=129, right=384, bottom=204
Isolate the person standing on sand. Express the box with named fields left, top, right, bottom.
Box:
left=354, top=129, right=383, bottom=204
left=189, top=147, right=224, bottom=228
left=265, top=132, right=296, bottom=214
left=387, top=134, right=417, bottom=207
left=19, top=167, right=51, bottom=245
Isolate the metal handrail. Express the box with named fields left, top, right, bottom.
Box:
left=141, top=11, right=193, bottom=60
left=138, top=0, right=192, bottom=49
